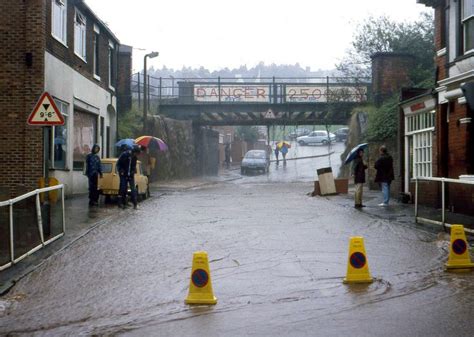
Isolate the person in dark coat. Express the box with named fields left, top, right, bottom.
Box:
left=224, top=143, right=231, bottom=169
left=374, top=145, right=394, bottom=206
left=85, top=144, right=102, bottom=206
left=117, top=145, right=140, bottom=209
left=352, top=149, right=367, bottom=208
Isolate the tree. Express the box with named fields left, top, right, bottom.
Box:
left=236, top=126, right=259, bottom=143
left=337, top=13, right=435, bottom=87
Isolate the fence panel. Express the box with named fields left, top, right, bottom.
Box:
left=0, top=185, right=65, bottom=271
left=0, top=205, right=10, bottom=267
left=39, top=190, right=64, bottom=242
left=12, top=195, right=42, bottom=260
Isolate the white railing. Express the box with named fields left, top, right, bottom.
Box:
left=0, top=184, right=65, bottom=271
left=414, top=177, right=474, bottom=234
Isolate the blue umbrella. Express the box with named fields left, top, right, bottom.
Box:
left=344, top=143, right=368, bottom=164
left=115, top=138, right=136, bottom=149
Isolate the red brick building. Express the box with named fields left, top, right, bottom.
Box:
left=0, top=0, right=131, bottom=197
left=399, top=0, right=474, bottom=214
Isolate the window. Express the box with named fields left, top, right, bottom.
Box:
left=405, top=110, right=435, bottom=178
left=51, top=0, right=67, bottom=45
left=463, top=0, right=474, bottom=52
left=108, top=41, right=115, bottom=89
left=52, top=99, right=69, bottom=169
left=73, top=111, right=97, bottom=170
left=74, top=9, right=87, bottom=60
left=93, top=30, right=100, bottom=78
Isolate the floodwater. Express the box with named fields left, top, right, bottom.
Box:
left=1, top=141, right=474, bottom=336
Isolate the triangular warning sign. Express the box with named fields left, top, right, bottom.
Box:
left=263, top=109, right=276, bottom=119
left=27, top=92, right=65, bottom=126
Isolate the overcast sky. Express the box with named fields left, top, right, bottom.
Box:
left=85, top=0, right=432, bottom=72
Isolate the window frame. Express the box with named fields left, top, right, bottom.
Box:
left=405, top=110, right=435, bottom=179
left=108, top=40, right=115, bottom=91
left=51, top=0, right=68, bottom=46
left=51, top=98, right=69, bottom=170
left=74, top=8, right=87, bottom=61
left=93, top=25, right=100, bottom=80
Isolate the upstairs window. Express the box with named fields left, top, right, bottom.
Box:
left=108, top=41, right=115, bottom=89
left=93, top=25, right=100, bottom=79
left=52, top=0, right=67, bottom=45
left=74, top=9, right=87, bottom=60
left=463, top=0, right=474, bottom=52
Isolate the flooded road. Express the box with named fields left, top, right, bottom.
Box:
left=1, top=142, right=474, bottom=336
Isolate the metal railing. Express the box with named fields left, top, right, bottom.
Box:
left=131, top=74, right=372, bottom=105
left=414, top=177, right=474, bottom=234
left=0, top=184, right=65, bottom=271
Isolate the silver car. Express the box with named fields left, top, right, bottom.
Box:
left=297, top=130, right=336, bottom=145
left=241, top=150, right=270, bottom=174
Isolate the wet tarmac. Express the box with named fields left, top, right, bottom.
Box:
left=1, top=142, right=474, bottom=336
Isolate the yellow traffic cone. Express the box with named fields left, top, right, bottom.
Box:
left=185, top=251, right=217, bottom=305
left=446, top=225, right=474, bottom=270
left=343, top=237, right=373, bottom=284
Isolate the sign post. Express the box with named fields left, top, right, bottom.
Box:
left=27, top=92, right=65, bottom=238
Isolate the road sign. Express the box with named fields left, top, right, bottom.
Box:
left=350, top=252, right=366, bottom=269
left=27, top=92, right=65, bottom=126
left=452, top=239, right=467, bottom=255
left=192, top=269, right=209, bottom=288
left=263, top=109, right=276, bottom=119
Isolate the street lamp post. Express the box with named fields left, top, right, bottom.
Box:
left=143, top=51, right=159, bottom=134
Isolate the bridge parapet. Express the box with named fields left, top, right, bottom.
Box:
left=131, top=76, right=372, bottom=125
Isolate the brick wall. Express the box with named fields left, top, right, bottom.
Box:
left=117, top=45, right=132, bottom=114
left=371, top=52, right=416, bottom=106
left=45, top=0, right=118, bottom=94
left=0, top=0, right=46, bottom=197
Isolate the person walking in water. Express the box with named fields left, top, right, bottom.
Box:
left=85, top=144, right=102, bottom=207
left=280, top=144, right=288, bottom=163
left=352, top=149, right=367, bottom=208
left=274, top=143, right=280, bottom=164
left=374, top=145, right=394, bottom=206
left=117, top=145, right=140, bottom=209
left=224, top=143, right=231, bottom=169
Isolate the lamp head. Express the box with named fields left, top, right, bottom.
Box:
left=147, top=51, right=159, bottom=58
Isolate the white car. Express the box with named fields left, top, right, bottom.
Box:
left=297, top=131, right=336, bottom=145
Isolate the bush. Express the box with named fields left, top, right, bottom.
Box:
left=366, top=95, right=399, bottom=141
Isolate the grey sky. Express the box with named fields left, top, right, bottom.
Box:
left=86, top=0, right=431, bottom=72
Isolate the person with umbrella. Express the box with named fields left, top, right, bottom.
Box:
left=352, top=147, right=368, bottom=208
left=117, top=145, right=140, bottom=209
left=374, top=145, right=394, bottom=206
left=85, top=144, right=102, bottom=207
left=274, top=142, right=280, bottom=164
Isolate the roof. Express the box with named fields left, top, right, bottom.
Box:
left=416, top=0, right=443, bottom=7
left=79, top=0, right=120, bottom=44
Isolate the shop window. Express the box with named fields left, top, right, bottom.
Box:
left=73, top=111, right=97, bottom=170
left=52, top=0, right=67, bottom=45
left=52, top=99, right=69, bottom=169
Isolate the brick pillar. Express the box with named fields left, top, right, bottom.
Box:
left=0, top=0, right=46, bottom=197
left=117, top=44, right=133, bottom=115
left=371, top=52, right=415, bottom=106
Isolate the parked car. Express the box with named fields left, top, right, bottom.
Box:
left=297, top=130, right=336, bottom=145
left=288, top=128, right=311, bottom=139
left=98, top=158, right=150, bottom=201
left=241, top=150, right=270, bottom=174
left=334, top=127, right=349, bottom=142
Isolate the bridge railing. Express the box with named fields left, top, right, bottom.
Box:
left=131, top=74, right=371, bottom=106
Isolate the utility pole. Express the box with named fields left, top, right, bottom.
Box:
left=143, top=51, right=159, bottom=134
